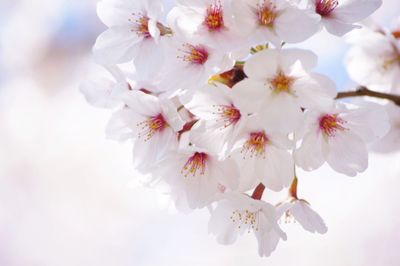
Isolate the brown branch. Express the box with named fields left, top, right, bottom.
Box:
left=336, top=86, right=400, bottom=106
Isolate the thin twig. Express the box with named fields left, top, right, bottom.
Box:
left=336, top=86, right=400, bottom=106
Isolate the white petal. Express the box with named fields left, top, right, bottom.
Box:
left=295, top=129, right=325, bottom=171
left=93, top=27, right=143, bottom=64
left=291, top=201, right=328, bottom=234
left=325, top=131, right=368, bottom=176
left=334, top=0, right=382, bottom=23
left=275, top=7, right=319, bottom=43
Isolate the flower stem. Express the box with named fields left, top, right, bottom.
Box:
left=289, top=176, right=298, bottom=199
left=336, top=86, right=400, bottom=106
left=251, top=183, right=265, bottom=200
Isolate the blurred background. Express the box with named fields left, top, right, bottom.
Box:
left=0, top=0, right=400, bottom=265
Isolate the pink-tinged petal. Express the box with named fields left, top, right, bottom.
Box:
left=334, top=0, right=382, bottom=23
left=208, top=201, right=239, bottom=245
left=119, top=90, right=161, bottom=116
left=290, top=201, right=328, bottom=234
left=231, top=79, right=267, bottom=113
left=294, top=73, right=336, bottom=111
left=280, top=49, right=319, bottom=73
left=325, top=131, right=368, bottom=176
left=275, top=7, right=320, bottom=43
left=97, top=0, right=141, bottom=27
left=93, top=26, right=143, bottom=64
left=261, top=146, right=294, bottom=191
left=79, top=79, right=125, bottom=109
left=294, top=129, right=325, bottom=171
left=244, top=49, right=280, bottom=80
left=341, top=102, right=390, bottom=143
left=261, top=93, right=303, bottom=133
left=211, top=158, right=240, bottom=190
left=105, top=109, right=145, bottom=141
left=255, top=226, right=283, bottom=257
left=322, top=17, right=359, bottom=36
left=133, top=39, right=165, bottom=79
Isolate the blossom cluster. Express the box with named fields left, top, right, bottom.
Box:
left=345, top=19, right=400, bottom=152
left=81, top=0, right=391, bottom=257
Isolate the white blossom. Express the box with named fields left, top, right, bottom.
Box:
left=106, top=90, right=185, bottom=171
left=208, top=193, right=286, bottom=257
left=231, top=0, right=320, bottom=47
left=294, top=101, right=390, bottom=176
left=310, top=0, right=382, bottom=36
left=235, top=48, right=337, bottom=133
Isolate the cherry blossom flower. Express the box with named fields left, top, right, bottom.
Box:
left=310, top=0, right=382, bottom=36
left=183, top=83, right=256, bottom=154
left=294, top=101, right=390, bottom=176
left=276, top=177, right=328, bottom=234
left=346, top=28, right=400, bottom=93
left=155, top=136, right=240, bottom=209
left=234, top=48, right=337, bottom=132
left=229, top=115, right=295, bottom=192
left=167, top=0, right=240, bottom=51
left=160, top=37, right=234, bottom=93
left=93, top=0, right=169, bottom=70
left=106, top=90, right=185, bottom=171
left=231, top=0, right=320, bottom=47
left=208, top=193, right=286, bottom=257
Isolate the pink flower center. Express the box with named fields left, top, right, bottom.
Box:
left=204, top=1, right=225, bottom=32
left=214, top=104, right=241, bottom=127
left=269, top=70, right=295, bottom=94
left=178, top=44, right=209, bottom=65
left=129, top=13, right=152, bottom=38
left=257, top=1, right=277, bottom=27
left=137, top=114, right=168, bottom=141
left=242, top=131, right=268, bottom=159
left=319, top=114, right=346, bottom=137
left=182, top=152, right=208, bottom=177
left=315, top=0, right=338, bottom=17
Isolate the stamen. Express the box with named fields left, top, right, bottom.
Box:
left=178, top=44, right=209, bottom=65
left=181, top=152, right=208, bottom=177
left=257, top=1, right=277, bottom=27
left=213, top=104, right=241, bottom=128
left=204, top=0, right=225, bottom=32
left=230, top=209, right=260, bottom=232
left=129, top=13, right=172, bottom=38
left=241, top=131, right=268, bottom=159
left=319, top=114, right=346, bottom=137
left=129, top=13, right=151, bottom=38
left=269, top=70, right=295, bottom=94
left=315, top=0, right=339, bottom=17
left=137, top=114, right=168, bottom=141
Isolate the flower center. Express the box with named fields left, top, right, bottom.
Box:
left=315, top=0, right=338, bottom=17
left=257, top=1, right=277, bottom=27
left=178, top=44, right=209, bottom=65
left=182, top=152, right=208, bottom=177
left=204, top=1, right=225, bottom=32
left=230, top=209, right=260, bottom=232
left=129, top=13, right=152, bottom=38
left=213, top=104, right=241, bottom=127
left=137, top=114, right=168, bottom=141
left=319, top=114, right=346, bottom=137
left=129, top=13, right=171, bottom=38
left=241, top=131, right=268, bottom=159
left=383, top=53, right=400, bottom=69
left=269, top=70, right=295, bottom=94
